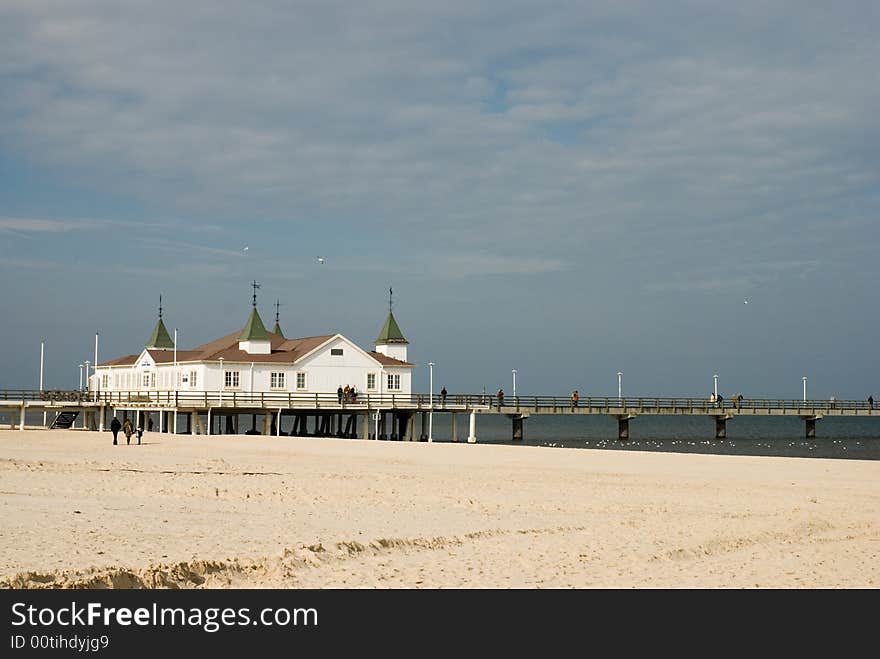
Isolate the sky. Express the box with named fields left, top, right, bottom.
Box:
left=1, top=0, right=877, bottom=399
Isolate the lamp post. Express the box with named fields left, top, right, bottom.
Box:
left=714, top=373, right=718, bottom=398
left=173, top=328, right=178, bottom=434
left=84, top=361, right=90, bottom=393
left=617, top=372, right=622, bottom=400
left=40, top=340, right=46, bottom=426
left=512, top=369, right=517, bottom=398
left=219, top=357, right=224, bottom=407
left=78, top=364, right=84, bottom=391
left=94, top=332, right=99, bottom=389
left=803, top=376, right=807, bottom=402
left=428, top=362, right=434, bottom=442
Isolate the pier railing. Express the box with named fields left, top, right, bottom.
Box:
left=0, top=390, right=874, bottom=413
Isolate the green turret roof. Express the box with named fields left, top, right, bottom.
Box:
left=239, top=307, right=270, bottom=341
left=375, top=311, right=408, bottom=345
left=273, top=322, right=284, bottom=338
left=145, top=318, right=175, bottom=349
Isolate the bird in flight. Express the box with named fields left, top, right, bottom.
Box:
left=243, top=246, right=249, bottom=252
left=744, top=298, right=749, bottom=304
left=317, top=256, right=325, bottom=264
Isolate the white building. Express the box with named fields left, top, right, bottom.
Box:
left=94, top=297, right=414, bottom=398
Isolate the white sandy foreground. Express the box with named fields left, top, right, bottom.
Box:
left=0, top=429, right=878, bottom=589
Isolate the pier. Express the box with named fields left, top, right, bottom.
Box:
left=1, top=390, right=876, bottom=440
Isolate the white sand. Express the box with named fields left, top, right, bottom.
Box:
left=0, top=429, right=877, bottom=588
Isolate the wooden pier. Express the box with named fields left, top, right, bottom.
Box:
left=1, top=390, right=877, bottom=440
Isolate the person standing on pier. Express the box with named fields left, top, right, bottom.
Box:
left=337, top=385, right=343, bottom=404
left=496, top=388, right=504, bottom=407
left=110, top=416, right=121, bottom=445
left=869, top=395, right=874, bottom=410
left=571, top=390, right=579, bottom=408
left=440, top=387, right=447, bottom=406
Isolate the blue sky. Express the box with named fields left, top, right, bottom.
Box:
left=1, top=1, right=877, bottom=399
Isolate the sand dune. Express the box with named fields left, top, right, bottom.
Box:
left=1, top=429, right=878, bottom=588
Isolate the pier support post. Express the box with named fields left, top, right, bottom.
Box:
left=451, top=412, right=459, bottom=442
left=467, top=411, right=477, bottom=443
left=361, top=412, right=370, bottom=439
left=512, top=415, right=524, bottom=441
left=617, top=415, right=630, bottom=440
left=99, top=406, right=105, bottom=432
left=419, top=412, right=427, bottom=441
left=19, top=405, right=26, bottom=431
left=379, top=412, right=387, bottom=440
left=804, top=417, right=817, bottom=438
left=406, top=413, right=416, bottom=441
left=715, top=416, right=727, bottom=439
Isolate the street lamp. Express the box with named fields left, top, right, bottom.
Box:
left=714, top=373, right=718, bottom=398
left=78, top=364, right=84, bottom=391
left=512, top=369, right=517, bottom=398
left=84, top=361, right=90, bottom=392
left=428, top=362, right=434, bottom=442
left=617, top=372, right=622, bottom=400
left=803, top=376, right=807, bottom=402
left=173, top=328, right=178, bottom=434
left=40, top=340, right=46, bottom=426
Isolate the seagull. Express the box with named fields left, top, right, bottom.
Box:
left=744, top=298, right=749, bottom=304
left=316, top=256, right=325, bottom=264
left=243, top=246, right=249, bottom=252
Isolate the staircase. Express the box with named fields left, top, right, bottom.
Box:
left=50, top=411, right=79, bottom=429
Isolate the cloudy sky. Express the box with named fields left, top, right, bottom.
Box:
left=1, top=0, right=877, bottom=398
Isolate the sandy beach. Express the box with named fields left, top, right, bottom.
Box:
left=0, top=429, right=877, bottom=588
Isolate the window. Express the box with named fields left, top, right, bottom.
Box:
left=271, top=372, right=285, bottom=390
left=330, top=348, right=343, bottom=356
left=296, top=372, right=306, bottom=390
left=102, top=374, right=109, bottom=389
left=225, top=371, right=240, bottom=388
left=190, top=371, right=197, bottom=388
left=114, top=374, right=119, bottom=388
left=142, top=374, right=151, bottom=388
left=150, top=372, right=156, bottom=388
left=387, top=373, right=400, bottom=391
left=367, top=373, right=376, bottom=391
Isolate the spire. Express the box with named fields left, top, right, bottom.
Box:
left=145, top=295, right=174, bottom=349
left=273, top=299, right=284, bottom=337
left=239, top=283, right=269, bottom=341
left=376, top=296, right=408, bottom=346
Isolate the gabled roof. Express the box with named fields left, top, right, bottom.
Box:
left=273, top=321, right=284, bottom=338
left=145, top=318, right=175, bottom=349
left=369, top=351, right=413, bottom=367
left=239, top=308, right=270, bottom=341
left=375, top=311, right=408, bottom=345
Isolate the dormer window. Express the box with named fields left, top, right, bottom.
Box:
left=331, top=348, right=343, bottom=356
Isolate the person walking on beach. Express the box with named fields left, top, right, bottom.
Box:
left=122, top=418, right=134, bottom=445
left=147, top=417, right=154, bottom=432
left=440, top=387, right=447, bottom=406
left=136, top=421, right=144, bottom=445
left=110, top=416, right=121, bottom=445
left=337, top=385, right=343, bottom=404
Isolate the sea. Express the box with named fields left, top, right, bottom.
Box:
left=5, top=409, right=879, bottom=461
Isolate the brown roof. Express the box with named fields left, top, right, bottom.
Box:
left=369, top=351, right=413, bottom=366
left=98, top=330, right=415, bottom=368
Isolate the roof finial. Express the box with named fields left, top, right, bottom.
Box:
left=275, top=299, right=281, bottom=324
left=389, top=286, right=393, bottom=314
left=252, top=280, right=260, bottom=308
left=159, top=294, right=163, bottom=319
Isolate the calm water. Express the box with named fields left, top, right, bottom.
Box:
left=422, top=413, right=880, bottom=460
left=6, top=409, right=879, bottom=460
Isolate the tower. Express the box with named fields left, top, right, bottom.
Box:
left=145, top=295, right=175, bottom=350
left=375, top=287, right=408, bottom=362
left=238, top=281, right=271, bottom=355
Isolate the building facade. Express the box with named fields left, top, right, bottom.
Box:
left=94, top=299, right=414, bottom=397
